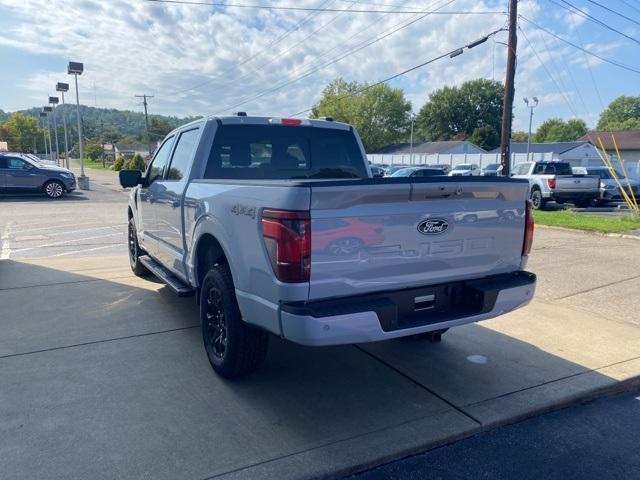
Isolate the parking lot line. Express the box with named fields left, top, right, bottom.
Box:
left=52, top=244, right=124, bottom=257
left=45, top=225, right=126, bottom=238
left=11, top=232, right=123, bottom=254
left=1, top=222, right=12, bottom=259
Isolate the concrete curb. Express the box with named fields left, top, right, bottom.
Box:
left=536, top=223, right=640, bottom=240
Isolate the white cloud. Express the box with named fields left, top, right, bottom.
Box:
left=0, top=0, right=613, bottom=130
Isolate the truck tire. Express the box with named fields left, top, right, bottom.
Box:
left=128, top=218, right=150, bottom=277
left=43, top=180, right=65, bottom=199
left=530, top=188, right=546, bottom=210
left=200, top=265, right=269, bottom=378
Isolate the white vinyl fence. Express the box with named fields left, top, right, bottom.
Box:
left=367, top=152, right=640, bottom=179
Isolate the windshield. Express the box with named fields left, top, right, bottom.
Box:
left=484, top=164, right=499, bottom=170
left=586, top=169, right=623, bottom=179
left=390, top=168, right=415, bottom=177
left=204, top=125, right=367, bottom=179
left=453, top=164, right=473, bottom=170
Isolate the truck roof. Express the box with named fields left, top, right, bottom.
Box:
left=175, top=115, right=351, bottom=134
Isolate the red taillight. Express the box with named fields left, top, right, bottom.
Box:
left=281, top=118, right=302, bottom=125
left=261, top=209, right=310, bottom=283
left=546, top=178, right=556, bottom=189
left=522, top=200, right=534, bottom=256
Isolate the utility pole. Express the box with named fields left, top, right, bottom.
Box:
left=135, top=94, right=154, bottom=156
left=524, top=97, right=538, bottom=162
left=499, top=0, right=518, bottom=176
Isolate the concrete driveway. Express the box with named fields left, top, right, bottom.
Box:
left=1, top=168, right=639, bottom=479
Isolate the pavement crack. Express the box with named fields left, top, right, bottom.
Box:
left=554, top=274, right=640, bottom=300
left=354, top=345, right=482, bottom=426
left=0, top=325, right=199, bottom=360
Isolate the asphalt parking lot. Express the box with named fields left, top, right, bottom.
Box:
left=1, top=167, right=640, bottom=480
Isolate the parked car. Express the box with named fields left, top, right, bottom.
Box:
left=390, top=167, right=447, bottom=177
left=427, top=164, right=451, bottom=174
left=512, top=161, right=600, bottom=209
left=0, top=152, right=76, bottom=198
left=370, top=165, right=385, bottom=178
left=482, top=163, right=503, bottom=176
left=582, top=166, right=640, bottom=204
left=24, top=153, right=57, bottom=166
left=119, top=114, right=536, bottom=378
left=383, top=164, right=409, bottom=176
left=448, top=163, right=481, bottom=176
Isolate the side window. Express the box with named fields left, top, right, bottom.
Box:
left=146, top=136, right=174, bottom=184
left=7, top=158, right=28, bottom=170
left=533, top=163, right=545, bottom=174
left=166, top=128, right=200, bottom=181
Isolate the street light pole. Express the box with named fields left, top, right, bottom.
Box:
left=49, top=96, right=60, bottom=166
left=68, top=61, right=89, bottom=189
left=39, top=112, right=48, bottom=157
left=409, top=113, right=416, bottom=165
left=43, top=106, right=53, bottom=162
left=57, top=83, right=71, bottom=169
left=524, top=97, right=539, bottom=162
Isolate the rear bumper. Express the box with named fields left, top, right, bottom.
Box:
left=280, top=271, right=536, bottom=346
left=547, top=191, right=599, bottom=201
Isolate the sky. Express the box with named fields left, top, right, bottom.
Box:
left=0, top=0, right=639, bottom=131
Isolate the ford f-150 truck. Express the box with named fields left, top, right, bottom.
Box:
left=511, top=161, right=600, bottom=209
left=119, top=115, right=536, bottom=378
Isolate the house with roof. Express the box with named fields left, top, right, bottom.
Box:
left=580, top=130, right=640, bottom=163
left=114, top=143, right=150, bottom=159
left=491, top=141, right=602, bottom=166
left=373, top=140, right=486, bottom=155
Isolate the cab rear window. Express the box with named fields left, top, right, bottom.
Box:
left=203, top=125, right=367, bottom=180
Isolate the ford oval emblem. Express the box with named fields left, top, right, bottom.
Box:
left=417, top=218, right=449, bottom=235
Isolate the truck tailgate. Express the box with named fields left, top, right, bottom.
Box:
left=308, top=179, right=529, bottom=300
left=555, top=175, right=600, bottom=192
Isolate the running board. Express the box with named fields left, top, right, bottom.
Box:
left=139, top=255, right=194, bottom=297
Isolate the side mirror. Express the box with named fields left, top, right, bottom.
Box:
left=119, top=169, right=143, bottom=188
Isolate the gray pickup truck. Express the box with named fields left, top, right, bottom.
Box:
left=120, top=115, right=536, bottom=378
left=511, top=161, right=600, bottom=209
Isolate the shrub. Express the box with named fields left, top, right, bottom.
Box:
left=113, top=155, right=126, bottom=171
left=124, top=153, right=146, bottom=171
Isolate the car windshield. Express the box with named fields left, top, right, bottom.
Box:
left=453, top=164, right=473, bottom=170
left=484, top=164, right=499, bottom=170
left=586, top=169, right=623, bottom=179
left=390, top=168, right=415, bottom=177
left=204, top=124, right=368, bottom=179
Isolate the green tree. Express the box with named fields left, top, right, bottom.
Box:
left=85, top=143, right=103, bottom=160
left=511, top=130, right=529, bottom=142
left=1, top=112, right=40, bottom=152
left=469, top=125, right=499, bottom=150
left=415, top=79, right=504, bottom=149
left=310, top=77, right=412, bottom=152
left=113, top=154, right=126, bottom=171
left=534, top=118, right=587, bottom=142
left=148, top=116, right=173, bottom=142
left=597, top=96, right=640, bottom=130
left=125, top=153, right=146, bottom=171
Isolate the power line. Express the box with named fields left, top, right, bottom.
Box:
left=584, top=0, right=640, bottom=27
left=290, top=28, right=505, bottom=116
left=518, top=25, right=580, bottom=118
left=549, top=0, right=640, bottom=46
left=618, top=0, right=640, bottom=18
left=210, top=0, right=461, bottom=113
left=144, top=0, right=505, bottom=14
left=519, top=15, right=640, bottom=75
left=166, top=0, right=336, bottom=97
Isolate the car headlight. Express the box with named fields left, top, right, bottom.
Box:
left=602, top=184, right=616, bottom=189
left=60, top=172, right=73, bottom=178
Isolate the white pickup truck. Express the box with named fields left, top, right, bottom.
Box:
left=512, top=161, right=600, bottom=209
left=120, top=115, right=536, bottom=378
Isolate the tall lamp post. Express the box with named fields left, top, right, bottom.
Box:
left=49, top=96, right=61, bottom=166
left=56, top=82, right=71, bottom=169
left=524, top=97, right=538, bottom=162
left=43, top=106, right=53, bottom=162
left=68, top=61, right=89, bottom=190
left=39, top=111, right=49, bottom=158
left=409, top=112, right=416, bottom=165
